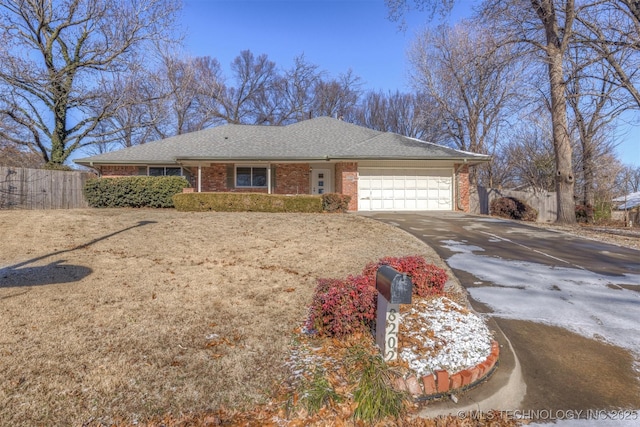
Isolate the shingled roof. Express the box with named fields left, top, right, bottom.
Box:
left=74, top=116, right=490, bottom=166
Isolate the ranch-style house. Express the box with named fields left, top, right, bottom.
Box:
left=74, top=116, right=490, bottom=212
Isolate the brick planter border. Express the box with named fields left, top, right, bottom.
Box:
left=394, top=340, right=500, bottom=401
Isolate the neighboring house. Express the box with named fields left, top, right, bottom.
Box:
left=74, top=117, right=490, bottom=212
left=612, top=192, right=640, bottom=225
left=613, top=192, right=640, bottom=210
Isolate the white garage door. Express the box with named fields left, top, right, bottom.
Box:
left=358, top=168, right=452, bottom=211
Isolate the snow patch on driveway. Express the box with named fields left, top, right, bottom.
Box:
left=444, top=241, right=640, bottom=357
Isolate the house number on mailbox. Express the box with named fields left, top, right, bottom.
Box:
left=384, top=307, right=399, bottom=361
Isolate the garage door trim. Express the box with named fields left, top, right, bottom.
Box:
left=358, top=167, right=453, bottom=212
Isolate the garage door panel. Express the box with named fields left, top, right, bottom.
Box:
left=416, top=199, right=429, bottom=210
left=358, top=168, right=452, bottom=211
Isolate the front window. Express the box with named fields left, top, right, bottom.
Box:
left=149, top=166, right=182, bottom=176
left=236, top=166, right=267, bottom=188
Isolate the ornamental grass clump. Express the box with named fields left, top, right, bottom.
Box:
left=347, top=345, right=407, bottom=422
left=297, top=367, right=342, bottom=415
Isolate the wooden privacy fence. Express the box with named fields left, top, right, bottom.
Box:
left=0, top=167, right=95, bottom=209
left=471, top=186, right=557, bottom=223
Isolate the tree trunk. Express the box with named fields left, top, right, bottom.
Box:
left=547, top=46, right=577, bottom=224
left=582, top=139, right=595, bottom=222
left=50, top=112, right=68, bottom=165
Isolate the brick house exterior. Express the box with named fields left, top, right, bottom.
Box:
left=77, top=117, right=489, bottom=212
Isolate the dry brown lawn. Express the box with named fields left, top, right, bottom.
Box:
left=0, top=209, right=447, bottom=426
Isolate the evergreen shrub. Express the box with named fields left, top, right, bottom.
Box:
left=84, top=176, right=188, bottom=208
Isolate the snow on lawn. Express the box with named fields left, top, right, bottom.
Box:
left=399, top=296, right=493, bottom=376
left=442, top=240, right=640, bottom=359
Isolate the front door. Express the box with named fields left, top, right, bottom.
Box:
left=312, top=169, right=331, bottom=195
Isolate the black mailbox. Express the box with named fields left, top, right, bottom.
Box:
left=376, top=265, right=413, bottom=304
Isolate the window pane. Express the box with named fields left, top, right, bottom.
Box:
left=165, top=167, right=181, bottom=176
left=252, top=168, right=267, bottom=187
left=149, top=167, right=163, bottom=176
left=236, top=167, right=252, bottom=187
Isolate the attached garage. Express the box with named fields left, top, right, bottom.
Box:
left=358, top=168, right=453, bottom=211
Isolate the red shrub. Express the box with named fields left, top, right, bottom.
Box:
left=306, top=256, right=447, bottom=338
left=305, top=274, right=377, bottom=337
left=362, top=255, right=447, bottom=296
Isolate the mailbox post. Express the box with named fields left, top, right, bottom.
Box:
left=375, top=265, right=412, bottom=361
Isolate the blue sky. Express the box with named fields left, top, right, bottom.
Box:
left=180, top=0, right=638, bottom=167
left=181, top=0, right=436, bottom=92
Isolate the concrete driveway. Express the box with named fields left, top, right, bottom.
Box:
left=364, top=212, right=640, bottom=415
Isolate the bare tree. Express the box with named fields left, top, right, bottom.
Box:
left=408, top=20, right=522, bottom=185
left=385, top=0, right=454, bottom=29
left=154, top=54, right=225, bottom=136
left=311, top=69, right=362, bottom=120
left=566, top=54, right=627, bottom=213
left=0, top=0, right=181, bottom=166
left=577, top=1, right=640, bottom=109
left=0, top=139, right=44, bottom=168
left=503, top=115, right=557, bottom=192
left=354, top=91, right=432, bottom=139
left=218, top=50, right=279, bottom=124
left=618, top=164, right=640, bottom=193
left=88, top=64, right=167, bottom=152
left=391, top=0, right=585, bottom=222
left=281, top=55, right=322, bottom=123
left=476, top=0, right=582, bottom=223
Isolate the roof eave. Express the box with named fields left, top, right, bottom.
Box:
left=328, top=155, right=492, bottom=164
left=74, top=159, right=173, bottom=166
left=77, top=155, right=492, bottom=165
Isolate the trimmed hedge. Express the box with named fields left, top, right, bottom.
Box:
left=490, top=196, right=538, bottom=222
left=172, top=192, right=324, bottom=213
left=84, top=176, right=189, bottom=208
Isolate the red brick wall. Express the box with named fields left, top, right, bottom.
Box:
left=200, top=164, right=230, bottom=192
left=335, top=162, right=358, bottom=211
left=100, top=166, right=143, bottom=177
left=455, top=164, right=470, bottom=212
left=274, top=163, right=310, bottom=194
left=199, top=163, right=310, bottom=194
